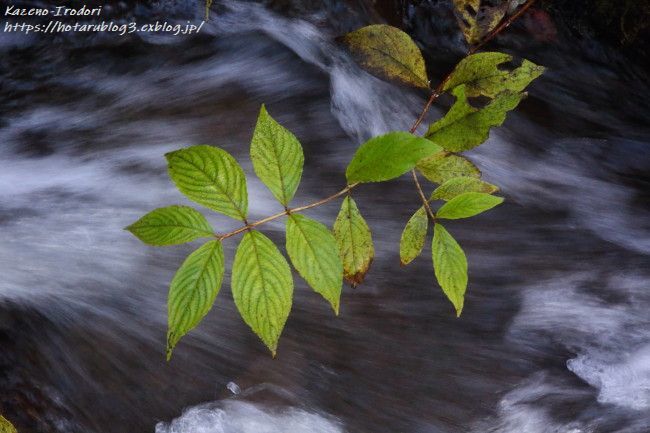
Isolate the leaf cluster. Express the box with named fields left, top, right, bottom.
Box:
left=127, top=1, right=543, bottom=357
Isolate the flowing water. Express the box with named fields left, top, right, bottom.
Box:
left=1, top=1, right=649, bottom=432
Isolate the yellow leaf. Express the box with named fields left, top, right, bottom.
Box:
left=0, top=415, right=17, bottom=433
left=343, top=24, right=430, bottom=89
left=452, top=0, right=508, bottom=45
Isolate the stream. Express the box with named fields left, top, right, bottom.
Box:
left=1, top=1, right=649, bottom=432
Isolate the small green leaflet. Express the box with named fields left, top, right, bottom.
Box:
left=452, top=0, right=507, bottom=45
left=432, top=224, right=467, bottom=316
left=430, top=177, right=498, bottom=201
left=126, top=206, right=213, bottom=246
left=436, top=192, right=503, bottom=220
left=416, top=152, right=481, bottom=184
left=426, top=85, right=525, bottom=152
left=333, top=196, right=374, bottom=287
left=0, top=415, right=17, bottom=433
left=166, top=145, right=248, bottom=221
left=250, top=105, right=304, bottom=207
left=231, top=231, right=293, bottom=356
left=167, top=240, right=225, bottom=360
left=400, top=206, right=428, bottom=266
left=346, top=132, right=442, bottom=183
left=342, top=24, right=430, bottom=89
left=286, top=214, right=343, bottom=313
left=443, top=52, right=545, bottom=98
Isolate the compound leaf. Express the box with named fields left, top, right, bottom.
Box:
left=436, top=192, right=503, bottom=219
left=400, top=206, right=429, bottom=266
left=333, top=196, right=374, bottom=287
left=166, top=145, right=248, bottom=221
left=416, top=151, right=481, bottom=184
left=167, top=240, right=224, bottom=360
left=126, top=206, right=213, bottom=246
left=452, top=0, right=508, bottom=45
left=232, top=230, right=293, bottom=356
left=347, top=132, right=442, bottom=183
left=430, top=177, right=499, bottom=201
left=432, top=223, right=467, bottom=316
left=286, top=214, right=343, bottom=313
left=342, top=24, right=429, bottom=89
left=443, top=52, right=545, bottom=98
left=250, top=105, right=304, bottom=206
left=426, top=85, right=525, bottom=152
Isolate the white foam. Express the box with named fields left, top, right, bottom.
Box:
left=472, top=373, right=588, bottom=433
left=568, top=345, right=650, bottom=410
left=155, top=401, right=345, bottom=433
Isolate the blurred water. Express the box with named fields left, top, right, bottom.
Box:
left=1, top=1, right=649, bottom=432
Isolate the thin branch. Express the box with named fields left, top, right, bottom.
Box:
left=407, top=0, right=538, bottom=217
left=217, top=183, right=359, bottom=241
left=411, top=170, right=436, bottom=221
left=469, top=0, right=539, bottom=55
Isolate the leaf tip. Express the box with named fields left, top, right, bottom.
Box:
left=345, top=270, right=369, bottom=288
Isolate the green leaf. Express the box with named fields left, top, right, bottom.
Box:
left=416, top=151, right=481, bottom=184
left=342, top=24, right=429, bottom=89
left=443, top=52, right=545, bottom=98
left=0, top=415, right=17, bottom=433
left=167, top=240, right=225, bottom=360
left=452, top=0, right=508, bottom=45
left=399, top=206, right=429, bottom=266
left=166, top=145, right=248, bottom=221
left=432, top=223, right=467, bottom=316
left=430, top=177, right=499, bottom=201
left=346, top=132, right=442, bottom=183
left=333, top=196, right=374, bottom=287
left=232, top=231, right=293, bottom=356
left=286, top=214, right=343, bottom=313
left=250, top=105, right=304, bottom=206
left=425, top=85, right=525, bottom=152
left=126, top=206, right=213, bottom=246
left=436, top=192, right=503, bottom=220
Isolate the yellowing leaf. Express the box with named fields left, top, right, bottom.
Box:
left=343, top=24, right=430, bottom=89
left=399, top=206, right=429, bottom=266
left=250, top=105, right=304, bottom=206
left=432, top=223, right=467, bottom=316
left=286, top=214, right=343, bottom=313
left=416, top=151, right=481, bottom=184
left=126, top=206, right=213, bottom=246
left=443, top=52, right=545, bottom=98
left=452, top=0, right=508, bottom=45
left=166, top=145, right=248, bottom=221
left=436, top=192, right=504, bottom=220
left=346, top=132, right=442, bottom=183
left=430, top=177, right=499, bottom=201
left=426, top=85, right=525, bottom=152
left=333, top=196, right=374, bottom=287
left=167, top=240, right=225, bottom=360
left=0, top=415, right=17, bottom=433
left=231, top=231, right=293, bottom=355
